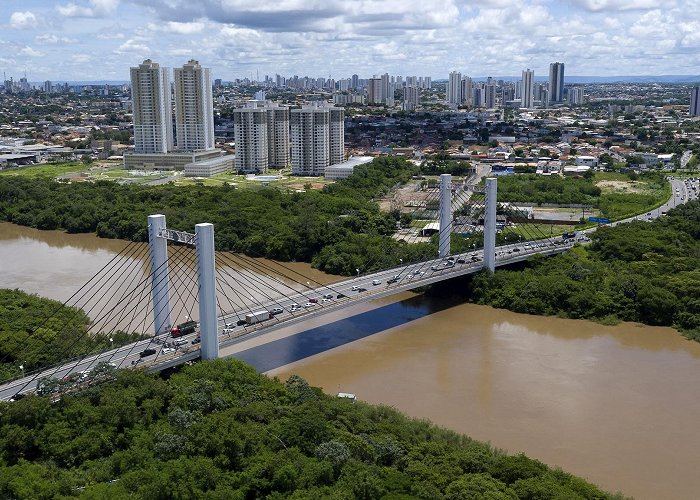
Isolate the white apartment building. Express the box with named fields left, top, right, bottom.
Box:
left=266, top=102, right=290, bottom=169
left=233, top=100, right=291, bottom=173
left=130, top=59, right=173, bottom=154
left=403, top=85, right=420, bottom=111
left=233, top=103, right=269, bottom=173
left=291, top=103, right=345, bottom=176
left=461, top=76, right=473, bottom=107
left=569, top=86, right=585, bottom=105
left=174, top=60, right=214, bottom=152
left=367, top=77, right=383, bottom=104
left=447, top=71, right=462, bottom=106
left=521, top=69, right=534, bottom=108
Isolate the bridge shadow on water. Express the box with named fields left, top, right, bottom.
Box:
left=232, top=286, right=470, bottom=373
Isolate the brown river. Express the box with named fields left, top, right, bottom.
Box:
left=2, top=222, right=700, bottom=499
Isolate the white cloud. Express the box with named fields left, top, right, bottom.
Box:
left=570, top=0, right=677, bottom=11
left=10, top=11, right=39, bottom=30
left=115, top=38, right=151, bottom=54
left=20, top=46, right=44, bottom=57
left=36, top=34, right=78, bottom=44
left=58, top=0, right=119, bottom=18
left=147, top=21, right=206, bottom=34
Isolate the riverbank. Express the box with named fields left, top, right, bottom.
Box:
left=461, top=200, right=700, bottom=342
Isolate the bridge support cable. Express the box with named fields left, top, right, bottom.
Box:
left=213, top=267, right=252, bottom=322
left=232, top=252, right=350, bottom=304
left=0, top=241, right=149, bottom=379
left=438, top=173, right=452, bottom=258
left=10, top=243, right=194, bottom=395
left=196, top=224, right=218, bottom=360
left=148, top=214, right=172, bottom=336
left=81, top=242, right=200, bottom=371
left=119, top=244, right=202, bottom=369
left=214, top=253, right=300, bottom=324
left=484, top=177, right=498, bottom=272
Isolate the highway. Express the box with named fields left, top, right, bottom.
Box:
left=1, top=176, right=697, bottom=401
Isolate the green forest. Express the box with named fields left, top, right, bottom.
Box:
left=495, top=173, right=669, bottom=220
left=0, top=359, right=622, bottom=499
left=0, top=290, right=139, bottom=383
left=0, top=158, right=435, bottom=276
left=469, top=200, right=700, bottom=340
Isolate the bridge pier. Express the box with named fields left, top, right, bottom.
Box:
left=438, top=173, right=452, bottom=258
left=148, top=214, right=172, bottom=335
left=196, top=223, right=219, bottom=360
left=483, top=177, right=497, bottom=272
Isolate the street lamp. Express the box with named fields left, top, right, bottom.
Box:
left=19, top=364, right=24, bottom=377
left=356, top=268, right=360, bottom=278
left=109, top=337, right=113, bottom=350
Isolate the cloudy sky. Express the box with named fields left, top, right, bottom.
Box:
left=2, top=0, right=699, bottom=82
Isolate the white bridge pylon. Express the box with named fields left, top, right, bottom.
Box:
left=148, top=215, right=218, bottom=360
left=437, top=176, right=497, bottom=271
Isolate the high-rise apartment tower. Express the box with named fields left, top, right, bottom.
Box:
left=548, top=62, right=565, bottom=104
left=521, top=69, right=534, bottom=108
left=130, top=59, right=173, bottom=154
left=173, top=59, right=214, bottom=151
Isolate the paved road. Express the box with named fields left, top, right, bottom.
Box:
left=2, top=176, right=697, bottom=401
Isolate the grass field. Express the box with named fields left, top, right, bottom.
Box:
left=0, top=162, right=89, bottom=178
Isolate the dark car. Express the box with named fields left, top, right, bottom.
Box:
left=387, top=278, right=398, bottom=284
left=457, top=258, right=466, bottom=264
left=139, top=348, right=157, bottom=358
left=356, top=287, right=367, bottom=292
left=236, top=319, right=247, bottom=326
left=191, top=336, right=201, bottom=345
left=513, top=248, right=521, bottom=252
left=336, top=293, right=346, bottom=299
left=308, top=298, right=318, bottom=303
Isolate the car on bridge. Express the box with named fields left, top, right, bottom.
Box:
left=270, top=307, right=284, bottom=315
left=139, top=348, right=156, bottom=358
left=336, top=293, right=346, bottom=298
left=372, top=279, right=382, bottom=285
left=356, top=287, right=367, bottom=292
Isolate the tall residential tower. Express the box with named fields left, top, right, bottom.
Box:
left=291, top=103, right=344, bottom=176
left=130, top=59, right=173, bottom=154
left=691, top=86, right=700, bottom=117
left=521, top=69, right=534, bottom=108
left=548, top=62, right=565, bottom=104
left=174, top=60, right=215, bottom=151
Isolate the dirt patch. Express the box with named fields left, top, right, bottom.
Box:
left=596, top=180, right=645, bottom=193
left=378, top=180, right=434, bottom=212
left=287, top=183, right=326, bottom=191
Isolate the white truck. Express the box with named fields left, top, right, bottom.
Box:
left=245, top=310, right=273, bottom=325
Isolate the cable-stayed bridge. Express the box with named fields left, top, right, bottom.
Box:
left=0, top=175, right=589, bottom=400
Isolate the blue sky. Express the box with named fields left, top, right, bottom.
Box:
left=2, top=0, right=699, bottom=81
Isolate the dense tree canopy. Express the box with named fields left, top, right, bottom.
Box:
left=0, top=290, right=139, bottom=383
left=0, top=359, right=621, bottom=499
left=468, top=200, right=700, bottom=340
left=0, top=158, right=429, bottom=275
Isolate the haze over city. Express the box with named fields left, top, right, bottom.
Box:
left=2, top=0, right=700, bottom=80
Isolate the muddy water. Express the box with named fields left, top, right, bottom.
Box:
left=268, top=302, right=700, bottom=500
left=0, top=222, right=339, bottom=332
left=3, top=223, right=700, bottom=498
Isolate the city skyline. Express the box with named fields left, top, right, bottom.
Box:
left=3, top=1, right=700, bottom=81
